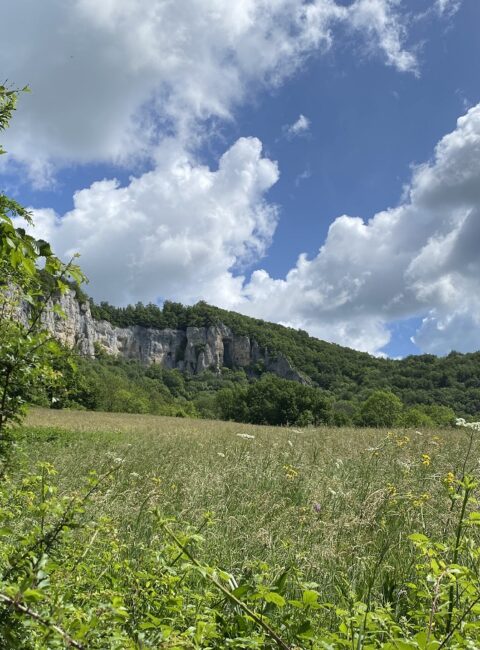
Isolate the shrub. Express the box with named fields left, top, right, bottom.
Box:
left=358, top=390, right=403, bottom=427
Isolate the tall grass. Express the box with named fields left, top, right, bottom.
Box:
left=19, top=408, right=478, bottom=612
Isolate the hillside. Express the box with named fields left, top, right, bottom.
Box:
left=41, top=293, right=480, bottom=422
left=90, top=298, right=480, bottom=409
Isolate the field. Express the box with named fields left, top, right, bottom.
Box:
left=20, top=409, right=458, bottom=575
left=4, top=407, right=480, bottom=647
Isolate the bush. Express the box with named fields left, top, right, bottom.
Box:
left=358, top=390, right=403, bottom=427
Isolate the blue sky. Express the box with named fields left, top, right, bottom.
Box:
left=1, top=0, right=479, bottom=357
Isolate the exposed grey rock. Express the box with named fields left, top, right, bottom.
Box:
left=265, top=352, right=309, bottom=385
left=24, top=290, right=306, bottom=383
left=40, top=291, right=96, bottom=357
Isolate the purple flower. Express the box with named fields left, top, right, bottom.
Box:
left=312, top=502, right=322, bottom=514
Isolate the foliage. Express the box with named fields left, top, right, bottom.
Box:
left=217, top=373, right=332, bottom=426
left=0, top=85, right=85, bottom=461
left=3, top=415, right=480, bottom=648
left=357, top=390, right=404, bottom=427
left=87, top=298, right=480, bottom=420
left=38, top=351, right=462, bottom=428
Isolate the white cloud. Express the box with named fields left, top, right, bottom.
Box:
left=5, top=0, right=465, bottom=356
left=436, top=0, right=462, bottom=17
left=348, top=0, right=418, bottom=75
left=23, top=104, right=480, bottom=357
left=234, top=104, right=480, bottom=355
left=0, top=0, right=418, bottom=184
left=284, top=114, right=311, bottom=138
left=28, top=137, right=279, bottom=307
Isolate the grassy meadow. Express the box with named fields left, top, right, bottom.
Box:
left=18, top=408, right=478, bottom=612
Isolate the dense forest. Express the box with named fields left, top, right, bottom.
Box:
left=34, top=296, right=480, bottom=427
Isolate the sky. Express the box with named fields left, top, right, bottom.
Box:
left=1, top=0, right=479, bottom=358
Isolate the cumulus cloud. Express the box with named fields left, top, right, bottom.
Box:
left=27, top=104, right=480, bottom=356
left=235, top=104, right=480, bottom=355
left=5, top=0, right=466, bottom=356
left=0, top=0, right=418, bottom=184
left=29, top=138, right=279, bottom=306
left=284, top=114, right=311, bottom=138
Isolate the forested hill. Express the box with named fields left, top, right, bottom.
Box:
left=87, top=298, right=480, bottom=417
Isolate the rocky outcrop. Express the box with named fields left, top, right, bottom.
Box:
left=35, top=291, right=307, bottom=383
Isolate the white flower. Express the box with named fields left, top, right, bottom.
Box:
left=456, top=418, right=480, bottom=432
left=217, top=452, right=226, bottom=458
left=236, top=433, right=255, bottom=440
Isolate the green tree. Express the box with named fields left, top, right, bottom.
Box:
left=358, top=390, right=403, bottom=427
left=0, top=84, right=85, bottom=458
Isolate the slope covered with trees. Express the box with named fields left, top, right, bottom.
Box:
left=82, top=298, right=480, bottom=422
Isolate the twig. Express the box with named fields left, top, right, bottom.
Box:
left=438, top=593, right=480, bottom=649
left=0, top=592, right=84, bottom=648
left=161, top=523, right=291, bottom=650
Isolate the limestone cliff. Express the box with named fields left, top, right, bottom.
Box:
left=38, top=291, right=308, bottom=383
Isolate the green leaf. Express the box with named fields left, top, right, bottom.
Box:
left=263, top=591, right=286, bottom=607
left=409, top=533, right=429, bottom=544
left=22, top=589, right=45, bottom=603
left=302, top=589, right=320, bottom=606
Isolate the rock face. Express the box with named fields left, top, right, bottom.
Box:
left=35, top=291, right=307, bottom=383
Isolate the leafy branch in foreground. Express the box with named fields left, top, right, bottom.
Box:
left=0, top=83, right=86, bottom=461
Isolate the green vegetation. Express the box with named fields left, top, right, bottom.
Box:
left=85, top=299, right=480, bottom=422
left=39, top=352, right=458, bottom=429
left=0, top=84, right=85, bottom=459
left=2, top=409, right=480, bottom=647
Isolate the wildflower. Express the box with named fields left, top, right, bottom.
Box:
left=386, top=483, right=397, bottom=497
left=217, top=452, right=225, bottom=458
left=412, top=492, right=431, bottom=507
left=396, top=435, right=410, bottom=447
left=421, top=454, right=431, bottom=467
left=237, top=433, right=255, bottom=440
left=283, top=464, right=298, bottom=480
left=129, top=472, right=140, bottom=479
left=312, top=502, right=322, bottom=513
left=444, top=471, right=455, bottom=486
left=456, top=418, right=480, bottom=431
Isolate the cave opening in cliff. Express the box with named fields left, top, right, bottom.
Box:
left=223, top=338, right=233, bottom=368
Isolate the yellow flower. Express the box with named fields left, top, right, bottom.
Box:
left=444, top=472, right=455, bottom=486
left=421, top=454, right=431, bottom=467
left=412, top=493, right=431, bottom=507
left=386, top=483, right=397, bottom=497
left=283, top=464, right=298, bottom=480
